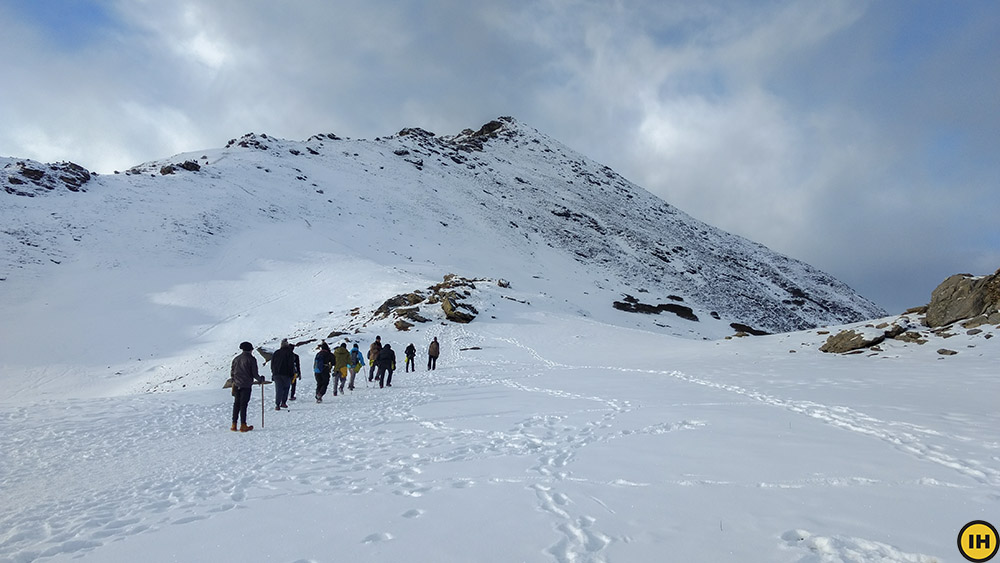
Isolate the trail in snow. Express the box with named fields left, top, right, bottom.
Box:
left=2, top=324, right=977, bottom=562
left=0, top=340, right=695, bottom=563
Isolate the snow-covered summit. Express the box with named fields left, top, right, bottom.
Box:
left=1, top=116, right=883, bottom=345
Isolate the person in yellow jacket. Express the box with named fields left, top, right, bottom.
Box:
left=332, top=342, right=351, bottom=396
left=367, top=336, right=382, bottom=382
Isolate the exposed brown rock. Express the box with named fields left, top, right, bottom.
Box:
left=820, top=329, right=886, bottom=354
left=441, top=292, right=476, bottom=323
left=925, top=269, right=1000, bottom=327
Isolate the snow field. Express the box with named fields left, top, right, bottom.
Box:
left=3, top=312, right=996, bottom=562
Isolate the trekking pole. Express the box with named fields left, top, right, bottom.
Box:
left=256, top=379, right=272, bottom=428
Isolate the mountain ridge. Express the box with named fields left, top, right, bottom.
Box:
left=1, top=116, right=885, bottom=339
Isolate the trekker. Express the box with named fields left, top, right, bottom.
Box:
left=404, top=343, right=416, bottom=372
left=376, top=343, right=396, bottom=388
left=368, top=336, right=382, bottom=382
left=270, top=338, right=296, bottom=410
left=231, top=341, right=264, bottom=432
left=332, top=342, right=351, bottom=396
left=348, top=343, right=365, bottom=390
left=427, top=337, right=440, bottom=370
left=313, top=341, right=334, bottom=403
left=289, top=347, right=301, bottom=401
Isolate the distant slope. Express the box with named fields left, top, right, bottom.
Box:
left=0, top=117, right=884, bottom=339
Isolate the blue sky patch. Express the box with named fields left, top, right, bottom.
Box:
left=8, top=0, right=122, bottom=49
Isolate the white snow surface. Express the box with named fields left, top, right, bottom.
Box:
left=1, top=118, right=994, bottom=562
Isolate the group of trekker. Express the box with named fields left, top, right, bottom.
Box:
left=229, top=335, right=440, bottom=432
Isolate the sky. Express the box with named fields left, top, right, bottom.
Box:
left=1, top=0, right=998, bottom=314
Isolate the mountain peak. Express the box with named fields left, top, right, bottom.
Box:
left=0, top=116, right=884, bottom=338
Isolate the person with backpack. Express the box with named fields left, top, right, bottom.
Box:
left=375, top=343, right=396, bottom=388
left=270, top=339, right=297, bottom=410
left=367, top=336, right=382, bottom=382
left=289, top=348, right=301, bottom=401
left=231, top=341, right=264, bottom=432
left=427, top=337, right=440, bottom=370
left=313, top=341, right=334, bottom=403
left=332, top=342, right=351, bottom=396
left=404, top=343, right=416, bottom=372
left=348, top=343, right=365, bottom=390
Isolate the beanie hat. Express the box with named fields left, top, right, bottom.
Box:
left=240, top=341, right=253, bottom=351
left=281, top=338, right=289, bottom=347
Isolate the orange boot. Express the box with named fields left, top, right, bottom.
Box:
left=239, top=423, right=254, bottom=432
left=230, top=422, right=237, bottom=432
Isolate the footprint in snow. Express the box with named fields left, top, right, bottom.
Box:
left=362, top=532, right=393, bottom=543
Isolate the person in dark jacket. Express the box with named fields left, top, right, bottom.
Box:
left=332, top=342, right=351, bottom=396
left=368, top=336, right=382, bottom=382
left=376, top=344, right=396, bottom=388
left=289, top=349, right=301, bottom=401
left=404, top=343, right=416, bottom=372
left=313, top=341, right=334, bottom=403
left=231, top=341, right=264, bottom=432
left=427, top=337, right=440, bottom=370
left=270, top=338, right=296, bottom=410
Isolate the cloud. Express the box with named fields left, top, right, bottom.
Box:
left=0, top=0, right=997, bottom=313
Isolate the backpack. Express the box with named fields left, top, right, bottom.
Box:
left=351, top=349, right=362, bottom=365
left=314, top=354, right=325, bottom=374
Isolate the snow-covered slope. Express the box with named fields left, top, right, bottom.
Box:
left=1, top=304, right=995, bottom=563
left=1, top=117, right=883, bottom=347
left=2, top=119, right=995, bottom=563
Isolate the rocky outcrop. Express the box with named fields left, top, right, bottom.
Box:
left=925, top=269, right=1000, bottom=327
left=160, top=160, right=201, bottom=175
left=3, top=160, right=92, bottom=196
left=612, top=294, right=699, bottom=322
left=820, top=328, right=886, bottom=354
left=820, top=269, right=1000, bottom=354
left=372, top=274, right=486, bottom=329
left=440, top=292, right=476, bottom=323
left=819, top=319, right=915, bottom=354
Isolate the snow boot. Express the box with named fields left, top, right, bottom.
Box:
left=231, top=423, right=237, bottom=432
left=239, top=424, right=254, bottom=432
